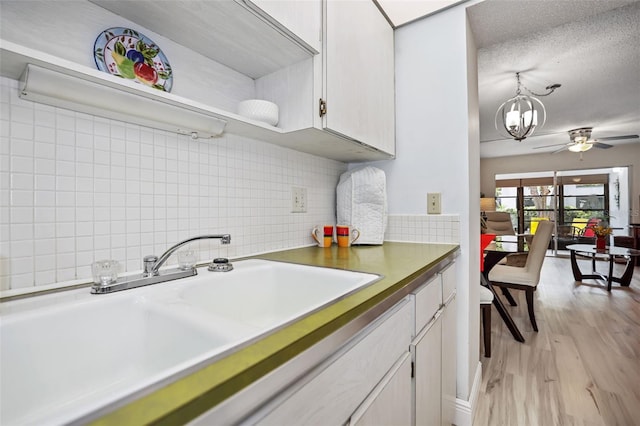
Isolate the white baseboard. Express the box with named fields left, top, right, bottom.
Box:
left=453, top=361, right=482, bottom=426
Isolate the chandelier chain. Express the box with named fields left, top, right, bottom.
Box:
left=521, top=83, right=558, bottom=97
left=516, top=71, right=560, bottom=97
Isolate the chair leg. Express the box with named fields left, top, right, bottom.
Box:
left=501, top=287, right=518, bottom=306
left=525, top=288, right=538, bottom=332
left=481, top=304, right=491, bottom=357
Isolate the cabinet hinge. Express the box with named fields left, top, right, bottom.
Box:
left=411, top=361, right=415, bottom=378
left=319, top=98, right=327, bottom=118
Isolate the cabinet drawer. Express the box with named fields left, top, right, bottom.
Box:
left=412, top=275, right=441, bottom=335
left=255, top=298, right=413, bottom=425
left=441, top=262, right=456, bottom=304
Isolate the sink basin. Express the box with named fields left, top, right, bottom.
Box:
left=0, top=260, right=379, bottom=425
left=0, top=294, right=248, bottom=425
left=179, top=259, right=380, bottom=329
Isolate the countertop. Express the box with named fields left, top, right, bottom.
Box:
left=92, top=242, right=459, bottom=425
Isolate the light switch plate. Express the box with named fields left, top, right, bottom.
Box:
left=427, top=193, right=441, bottom=214
left=292, top=187, right=307, bottom=213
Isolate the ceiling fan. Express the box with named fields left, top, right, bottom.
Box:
left=533, top=127, right=639, bottom=154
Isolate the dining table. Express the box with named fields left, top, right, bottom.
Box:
left=481, top=234, right=530, bottom=343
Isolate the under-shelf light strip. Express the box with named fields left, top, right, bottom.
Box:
left=19, top=64, right=227, bottom=139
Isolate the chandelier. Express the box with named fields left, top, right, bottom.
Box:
left=495, top=72, right=560, bottom=141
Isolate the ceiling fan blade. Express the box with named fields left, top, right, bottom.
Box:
left=595, top=134, right=639, bottom=141
left=533, top=143, right=569, bottom=150
left=551, top=146, right=568, bottom=154
left=591, top=142, right=613, bottom=149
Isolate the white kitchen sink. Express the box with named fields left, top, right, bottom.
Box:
left=0, top=294, right=250, bottom=425
left=0, top=260, right=379, bottom=425
left=179, top=259, right=380, bottom=329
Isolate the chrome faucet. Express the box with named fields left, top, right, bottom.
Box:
left=91, top=234, right=231, bottom=294
left=143, top=234, right=231, bottom=276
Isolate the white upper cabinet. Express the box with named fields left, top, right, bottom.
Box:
left=323, top=0, right=396, bottom=156
left=88, top=0, right=317, bottom=78
left=248, top=0, right=322, bottom=53
left=0, top=0, right=395, bottom=162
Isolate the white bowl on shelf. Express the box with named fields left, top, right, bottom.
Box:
left=237, top=99, right=279, bottom=126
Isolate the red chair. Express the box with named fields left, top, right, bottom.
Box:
left=582, top=218, right=601, bottom=237
left=480, top=233, right=495, bottom=356
left=480, top=234, right=496, bottom=272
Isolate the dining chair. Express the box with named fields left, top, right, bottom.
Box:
left=487, top=220, right=554, bottom=332
left=483, top=211, right=515, bottom=236
left=479, top=286, right=494, bottom=357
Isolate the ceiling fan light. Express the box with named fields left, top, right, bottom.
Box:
left=568, top=143, right=592, bottom=153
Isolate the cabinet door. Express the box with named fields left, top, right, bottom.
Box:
left=348, top=353, right=412, bottom=426
left=441, top=295, right=456, bottom=426
left=249, top=0, right=322, bottom=52
left=412, top=314, right=442, bottom=426
left=324, top=0, right=395, bottom=155
left=254, top=299, right=412, bottom=425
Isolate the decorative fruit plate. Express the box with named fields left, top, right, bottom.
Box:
left=94, top=27, right=173, bottom=92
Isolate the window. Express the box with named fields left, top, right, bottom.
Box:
left=495, top=174, right=609, bottom=234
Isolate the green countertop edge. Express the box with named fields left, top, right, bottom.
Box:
left=89, top=242, right=459, bottom=426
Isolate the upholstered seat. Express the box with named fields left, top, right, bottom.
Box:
left=488, top=220, right=553, bottom=332
left=483, top=211, right=515, bottom=236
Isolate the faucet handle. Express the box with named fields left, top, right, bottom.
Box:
left=143, top=255, right=158, bottom=276
left=208, top=258, right=234, bottom=272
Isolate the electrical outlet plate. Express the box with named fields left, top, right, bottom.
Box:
left=427, top=193, right=441, bottom=214
left=292, top=187, right=307, bottom=213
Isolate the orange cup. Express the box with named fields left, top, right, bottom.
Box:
left=336, top=225, right=360, bottom=247
left=312, top=225, right=334, bottom=247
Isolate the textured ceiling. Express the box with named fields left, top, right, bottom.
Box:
left=467, top=0, right=640, bottom=158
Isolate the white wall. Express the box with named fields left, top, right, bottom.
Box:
left=366, top=2, right=480, bottom=406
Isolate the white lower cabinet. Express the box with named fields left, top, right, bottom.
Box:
left=441, top=293, right=457, bottom=426
left=348, top=353, right=412, bottom=426
left=250, top=298, right=413, bottom=425
left=412, top=313, right=442, bottom=426
left=411, top=261, right=457, bottom=426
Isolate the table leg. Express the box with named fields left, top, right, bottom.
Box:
left=607, top=256, right=614, bottom=292
left=620, top=256, right=635, bottom=287
left=481, top=274, right=525, bottom=343
left=570, top=250, right=583, bottom=281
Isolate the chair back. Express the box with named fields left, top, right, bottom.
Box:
left=484, top=212, right=515, bottom=235
left=480, top=233, right=496, bottom=272
left=582, top=218, right=601, bottom=237
left=523, top=220, right=554, bottom=282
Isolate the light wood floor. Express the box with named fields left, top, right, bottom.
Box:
left=474, top=255, right=640, bottom=426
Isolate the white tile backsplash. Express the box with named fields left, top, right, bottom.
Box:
left=384, top=214, right=460, bottom=244
left=0, top=76, right=347, bottom=291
